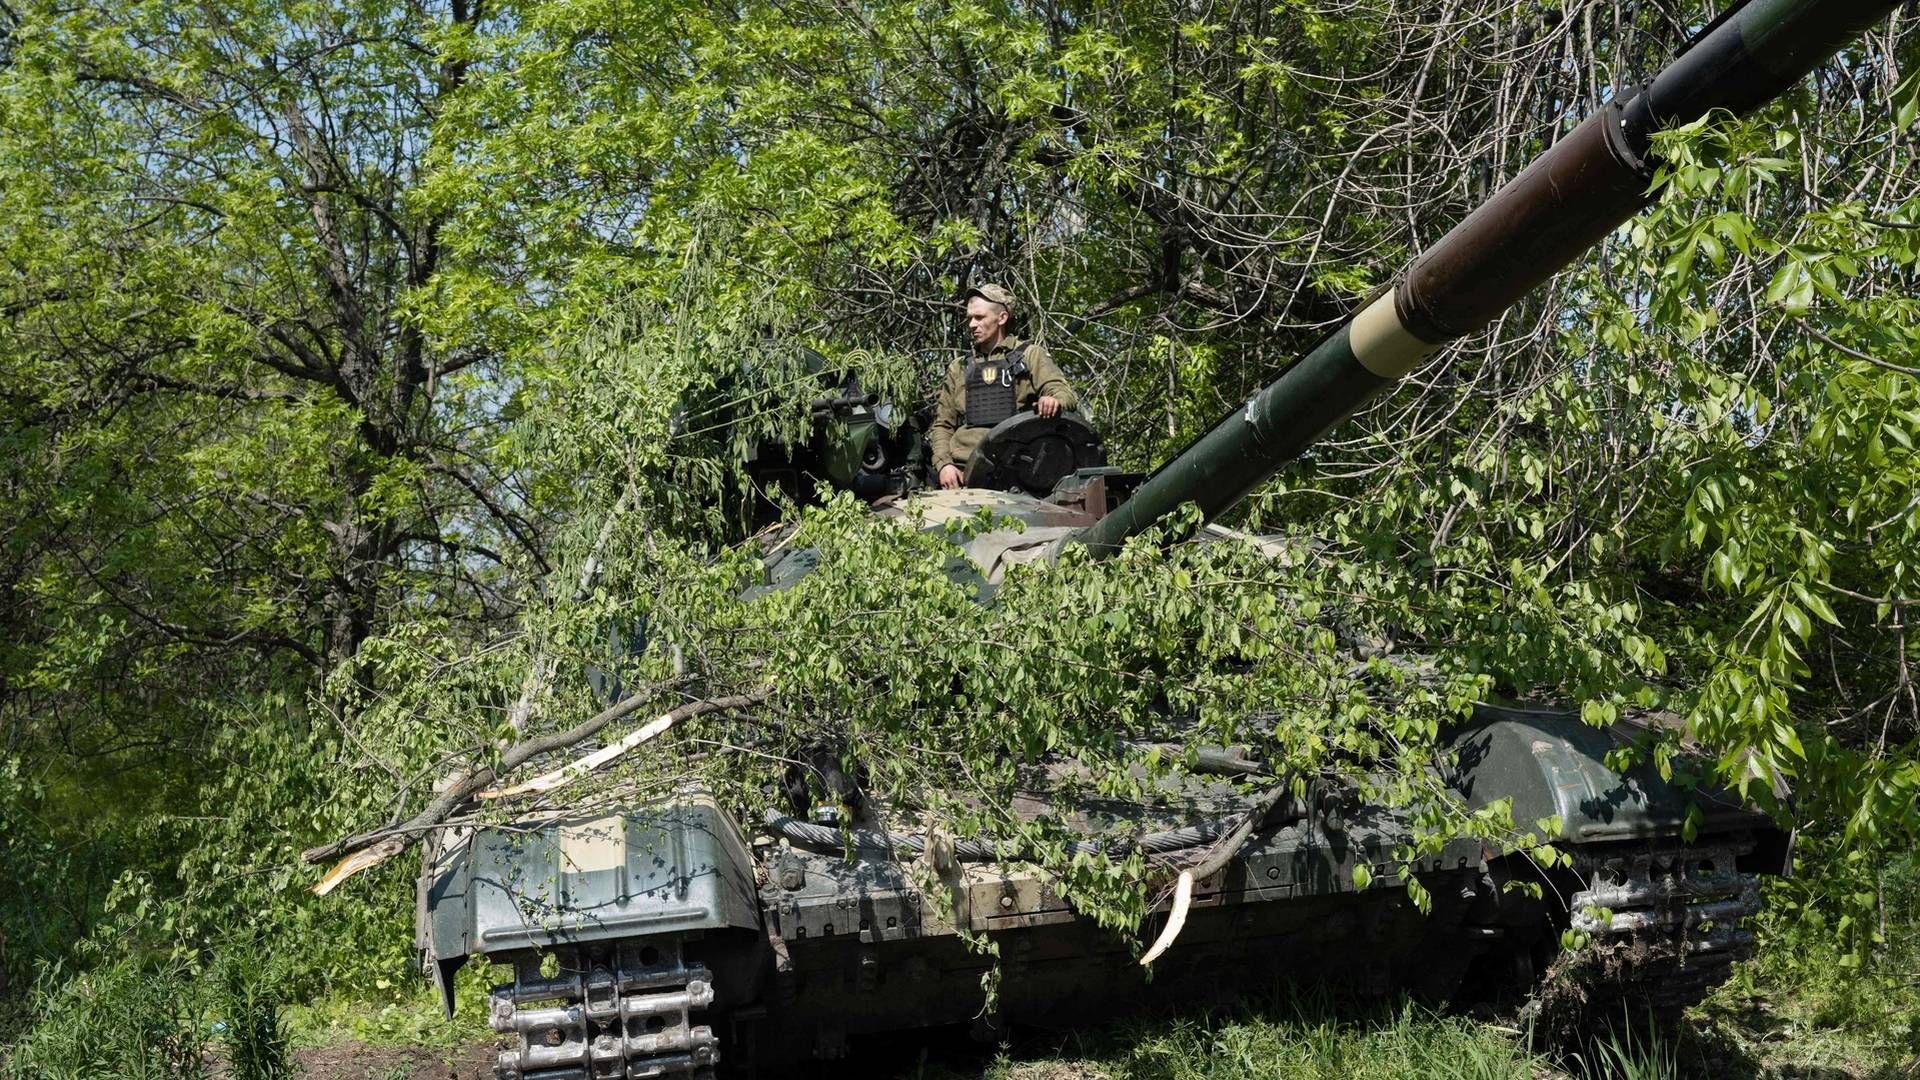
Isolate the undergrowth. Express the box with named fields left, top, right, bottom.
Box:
left=280, top=964, right=493, bottom=1051
left=7, top=849, right=1914, bottom=1079
left=1696, top=845, right=1920, bottom=1076
left=1092, top=995, right=1538, bottom=1080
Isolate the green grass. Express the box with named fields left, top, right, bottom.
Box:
left=1686, top=853, right=1920, bottom=1078
left=1693, top=940, right=1920, bottom=1077
left=1080, top=996, right=1541, bottom=1080
left=875, top=992, right=1546, bottom=1080
left=267, top=950, right=1918, bottom=1080
left=154, top=851, right=1920, bottom=1080
left=281, top=967, right=493, bottom=1052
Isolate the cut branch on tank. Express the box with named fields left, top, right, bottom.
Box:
left=305, top=685, right=768, bottom=895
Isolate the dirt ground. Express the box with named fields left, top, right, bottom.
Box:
left=293, top=1042, right=497, bottom=1080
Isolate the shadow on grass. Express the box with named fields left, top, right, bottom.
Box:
left=830, top=984, right=1539, bottom=1080
left=1680, top=998, right=1918, bottom=1080
left=826, top=985, right=1913, bottom=1080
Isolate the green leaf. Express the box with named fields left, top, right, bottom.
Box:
left=1792, top=582, right=1841, bottom=626
left=1896, top=65, right=1920, bottom=131
left=1780, top=601, right=1811, bottom=641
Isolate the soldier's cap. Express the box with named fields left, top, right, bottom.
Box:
left=963, top=283, right=1016, bottom=312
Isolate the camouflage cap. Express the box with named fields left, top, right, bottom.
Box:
left=964, top=283, right=1016, bottom=312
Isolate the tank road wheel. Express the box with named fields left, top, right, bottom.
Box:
left=490, top=938, right=718, bottom=1080
left=1524, top=835, right=1762, bottom=1034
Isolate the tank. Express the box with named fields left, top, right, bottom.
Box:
left=409, top=3, right=1897, bottom=1076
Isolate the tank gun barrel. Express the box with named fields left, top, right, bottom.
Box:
left=1076, top=0, right=1897, bottom=557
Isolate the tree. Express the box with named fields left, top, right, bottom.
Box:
left=0, top=0, right=531, bottom=751
left=4, top=0, right=1919, bottom=1042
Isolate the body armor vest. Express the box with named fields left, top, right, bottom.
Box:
left=963, top=346, right=1029, bottom=428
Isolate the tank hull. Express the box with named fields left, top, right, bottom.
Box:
left=421, top=710, right=1785, bottom=1076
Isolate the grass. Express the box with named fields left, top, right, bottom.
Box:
left=1052, top=994, right=1542, bottom=1080
left=281, top=969, right=492, bottom=1052
left=894, top=986, right=1917, bottom=1080
left=1692, top=938, right=1920, bottom=1077
left=265, top=939, right=1919, bottom=1080
left=3, top=952, right=210, bottom=1080
left=29, top=852, right=1909, bottom=1080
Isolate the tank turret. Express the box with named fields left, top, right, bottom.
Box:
left=1078, top=0, right=1897, bottom=555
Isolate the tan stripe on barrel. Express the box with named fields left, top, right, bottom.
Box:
left=1349, top=292, right=1439, bottom=380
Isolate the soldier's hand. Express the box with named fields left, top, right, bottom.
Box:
left=939, top=464, right=963, bottom=489
left=1036, top=395, right=1061, bottom=418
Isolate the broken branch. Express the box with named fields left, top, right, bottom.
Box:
left=1139, top=782, right=1290, bottom=966
left=301, top=677, right=682, bottom=868
left=301, top=681, right=764, bottom=896
left=1138, top=870, right=1194, bottom=967
left=478, top=688, right=771, bottom=800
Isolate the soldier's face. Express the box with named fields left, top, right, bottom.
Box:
left=966, top=298, right=1008, bottom=347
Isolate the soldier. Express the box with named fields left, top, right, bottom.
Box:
left=927, top=283, right=1079, bottom=489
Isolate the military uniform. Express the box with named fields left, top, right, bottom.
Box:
left=926, top=334, right=1079, bottom=477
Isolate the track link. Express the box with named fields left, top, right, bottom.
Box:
left=491, top=939, right=717, bottom=1080
left=1531, top=835, right=1761, bottom=1025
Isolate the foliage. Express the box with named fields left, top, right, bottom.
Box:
left=0, top=0, right=519, bottom=713
left=0, top=756, right=101, bottom=998
left=1704, top=844, right=1920, bottom=1070
left=3, top=0, right=1920, bottom=1067
left=329, top=280, right=1539, bottom=935
left=212, top=946, right=292, bottom=1080
left=281, top=973, right=494, bottom=1052
left=2, top=926, right=294, bottom=1080
left=0, top=0, right=528, bottom=1001
left=1598, top=113, right=1920, bottom=849
left=3, top=948, right=208, bottom=1080
left=425, top=0, right=1724, bottom=459
left=1240, top=25, right=1920, bottom=951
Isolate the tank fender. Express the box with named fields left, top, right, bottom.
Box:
left=1443, top=706, right=1776, bottom=847
left=416, top=791, right=763, bottom=1016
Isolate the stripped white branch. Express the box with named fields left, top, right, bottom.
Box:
left=312, top=835, right=408, bottom=897
left=478, top=689, right=771, bottom=801
left=480, top=712, right=674, bottom=800
left=1138, top=782, right=1291, bottom=966
left=1139, top=870, right=1194, bottom=967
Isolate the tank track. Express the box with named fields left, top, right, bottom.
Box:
left=489, top=938, right=718, bottom=1080
left=1530, top=835, right=1760, bottom=1025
